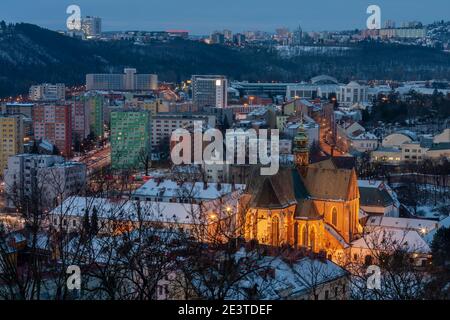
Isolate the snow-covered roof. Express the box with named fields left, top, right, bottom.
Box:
left=396, top=130, right=418, bottom=141
left=424, top=215, right=450, bottom=244
left=352, top=227, right=431, bottom=254
left=65, top=229, right=185, bottom=265
left=192, top=248, right=348, bottom=300
left=395, top=86, right=450, bottom=96
left=311, top=75, right=339, bottom=85
left=50, top=196, right=206, bottom=225
left=39, top=140, right=54, bottom=152
left=5, top=102, right=34, bottom=107
left=358, top=180, right=383, bottom=188
left=358, top=180, right=400, bottom=209
left=365, top=216, right=438, bottom=234
left=132, top=179, right=245, bottom=200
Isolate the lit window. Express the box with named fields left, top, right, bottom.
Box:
left=332, top=208, right=338, bottom=226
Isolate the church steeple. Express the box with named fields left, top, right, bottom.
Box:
left=293, top=119, right=309, bottom=167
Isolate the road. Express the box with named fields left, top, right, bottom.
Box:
left=77, top=145, right=111, bottom=175
left=319, top=124, right=346, bottom=157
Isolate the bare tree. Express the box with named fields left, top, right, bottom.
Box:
left=345, top=228, right=430, bottom=300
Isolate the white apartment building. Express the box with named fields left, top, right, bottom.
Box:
left=286, top=84, right=340, bottom=101
left=337, top=82, right=368, bottom=106
left=152, top=113, right=216, bottom=147
left=4, top=154, right=86, bottom=209
left=81, top=16, right=102, bottom=38
left=29, top=84, right=66, bottom=101
left=349, top=132, right=379, bottom=153
left=401, top=142, right=428, bottom=162
left=336, top=122, right=379, bottom=153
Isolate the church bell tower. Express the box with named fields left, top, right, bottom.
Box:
left=293, top=122, right=309, bottom=167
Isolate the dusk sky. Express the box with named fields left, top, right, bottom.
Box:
left=1, top=0, right=450, bottom=34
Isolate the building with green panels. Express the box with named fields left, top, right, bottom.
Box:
left=110, top=110, right=151, bottom=170
left=85, top=95, right=104, bottom=139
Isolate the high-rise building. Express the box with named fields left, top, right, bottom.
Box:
left=233, top=33, right=246, bottom=46
left=293, top=25, right=303, bottom=45
left=191, top=75, right=228, bottom=109
left=29, top=83, right=65, bottom=101
left=0, top=115, right=24, bottom=177
left=84, top=95, right=104, bottom=139
left=33, top=104, right=72, bottom=157
left=81, top=16, right=102, bottom=38
left=337, top=81, right=368, bottom=106
left=223, top=29, right=233, bottom=41
left=86, top=68, right=158, bottom=91
left=71, top=97, right=90, bottom=140
left=210, top=32, right=225, bottom=44
left=110, top=110, right=151, bottom=170
left=4, top=154, right=86, bottom=209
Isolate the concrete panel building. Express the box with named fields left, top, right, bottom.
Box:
left=192, top=75, right=227, bottom=109
left=0, top=115, right=24, bottom=177
left=86, top=68, right=158, bottom=91
left=110, top=110, right=151, bottom=170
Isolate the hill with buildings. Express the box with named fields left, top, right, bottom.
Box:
left=1, top=22, right=450, bottom=97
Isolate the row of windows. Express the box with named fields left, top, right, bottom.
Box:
left=403, top=148, right=422, bottom=153
left=318, top=285, right=346, bottom=300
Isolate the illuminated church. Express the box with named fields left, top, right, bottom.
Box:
left=242, top=125, right=362, bottom=261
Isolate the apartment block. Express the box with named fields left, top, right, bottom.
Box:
left=86, top=68, right=158, bottom=91
left=71, top=98, right=90, bottom=140
left=29, top=83, right=66, bottom=101
left=84, top=95, right=104, bottom=139
left=33, top=104, right=72, bottom=157
left=110, top=110, right=151, bottom=170
left=0, top=115, right=24, bottom=177
left=152, top=113, right=216, bottom=147
left=191, top=75, right=227, bottom=109
left=4, top=154, right=86, bottom=209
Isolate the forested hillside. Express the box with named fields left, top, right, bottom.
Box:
left=1, top=22, right=450, bottom=97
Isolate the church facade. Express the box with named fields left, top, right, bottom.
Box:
left=242, top=125, right=362, bottom=262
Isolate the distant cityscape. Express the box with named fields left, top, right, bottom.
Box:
left=61, top=15, right=449, bottom=52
